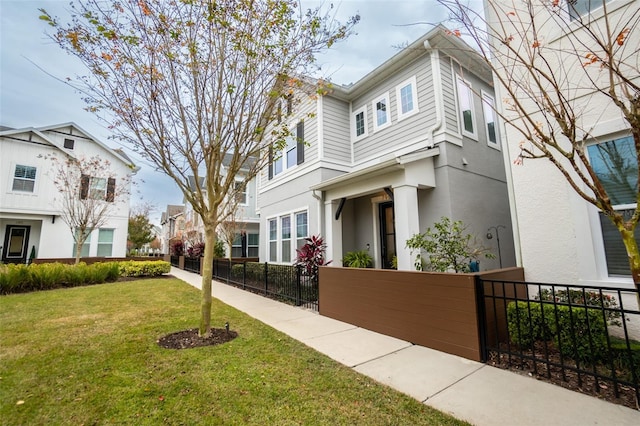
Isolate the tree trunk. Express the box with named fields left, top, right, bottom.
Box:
left=619, top=228, right=640, bottom=306
left=199, top=223, right=216, bottom=337
left=74, top=238, right=83, bottom=265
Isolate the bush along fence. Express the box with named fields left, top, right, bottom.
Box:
left=168, top=256, right=318, bottom=311
left=480, top=279, right=640, bottom=406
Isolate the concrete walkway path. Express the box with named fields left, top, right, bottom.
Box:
left=170, top=267, right=640, bottom=425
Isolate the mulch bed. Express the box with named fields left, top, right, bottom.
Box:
left=488, top=342, right=639, bottom=410
left=157, top=328, right=238, bottom=349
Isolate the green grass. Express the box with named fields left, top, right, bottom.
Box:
left=0, top=278, right=468, bottom=425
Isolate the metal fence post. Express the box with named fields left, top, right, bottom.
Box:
left=296, top=265, right=302, bottom=306
left=475, top=275, right=488, bottom=363
left=226, top=258, right=230, bottom=284
left=264, top=262, right=268, bottom=295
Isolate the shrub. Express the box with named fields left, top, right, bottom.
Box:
left=187, top=242, right=205, bottom=258
left=536, top=288, right=622, bottom=326
left=507, top=301, right=609, bottom=363
left=295, top=235, right=331, bottom=281
left=549, top=305, right=609, bottom=363
left=405, top=217, right=494, bottom=272
left=0, top=264, right=32, bottom=294
left=170, top=240, right=184, bottom=256
left=213, top=239, right=226, bottom=258
left=342, top=250, right=373, bottom=268
left=119, top=260, right=170, bottom=277
left=507, top=302, right=547, bottom=347
left=30, top=262, right=66, bottom=291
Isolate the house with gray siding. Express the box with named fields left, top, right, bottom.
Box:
left=258, top=25, right=515, bottom=271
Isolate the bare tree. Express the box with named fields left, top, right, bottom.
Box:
left=40, top=0, right=358, bottom=336
left=48, top=154, right=131, bottom=264
left=437, top=0, right=640, bottom=295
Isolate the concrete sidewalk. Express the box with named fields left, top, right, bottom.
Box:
left=170, top=267, right=640, bottom=425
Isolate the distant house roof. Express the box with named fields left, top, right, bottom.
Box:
left=0, top=122, right=139, bottom=172
left=160, top=204, right=185, bottom=224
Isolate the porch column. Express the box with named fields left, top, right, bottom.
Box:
left=324, top=199, right=343, bottom=267
left=393, top=184, right=420, bottom=271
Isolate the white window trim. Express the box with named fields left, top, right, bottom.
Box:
left=234, top=179, right=248, bottom=206
left=456, top=75, right=478, bottom=140
left=481, top=90, right=500, bottom=150
left=352, top=105, right=368, bottom=141
left=266, top=209, right=309, bottom=264
left=9, top=163, right=38, bottom=194
left=273, top=123, right=300, bottom=177
left=97, top=228, right=114, bottom=257
left=395, top=76, right=419, bottom=121
left=372, top=92, right=391, bottom=132
left=585, top=134, right=637, bottom=279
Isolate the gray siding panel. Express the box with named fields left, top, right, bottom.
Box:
left=351, top=55, right=436, bottom=164
left=322, top=96, right=351, bottom=162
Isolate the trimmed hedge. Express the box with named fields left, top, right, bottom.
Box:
left=507, top=301, right=609, bottom=362
left=0, top=260, right=170, bottom=295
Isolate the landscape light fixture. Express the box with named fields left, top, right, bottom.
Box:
left=486, top=225, right=506, bottom=268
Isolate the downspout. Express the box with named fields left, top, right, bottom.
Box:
left=425, top=42, right=443, bottom=148
left=312, top=189, right=324, bottom=239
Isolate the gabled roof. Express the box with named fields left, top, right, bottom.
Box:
left=0, top=122, right=138, bottom=171
left=329, top=24, right=490, bottom=101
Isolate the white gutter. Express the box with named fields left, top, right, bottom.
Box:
left=426, top=43, right=443, bottom=148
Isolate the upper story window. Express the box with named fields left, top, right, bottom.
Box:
left=12, top=164, right=37, bottom=192
left=587, top=135, right=638, bottom=276
left=372, top=93, right=391, bottom=132
left=482, top=91, right=499, bottom=148
left=234, top=180, right=247, bottom=205
left=270, top=121, right=304, bottom=179
left=456, top=75, right=477, bottom=139
left=353, top=105, right=368, bottom=139
left=80, top=175, right=116, bottom=202
left=396, top=76, right=419, bottom=121
left=568, top=0, right=613, bottom=21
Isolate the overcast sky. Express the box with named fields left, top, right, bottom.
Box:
left=0, top=0, right=467, bottom=224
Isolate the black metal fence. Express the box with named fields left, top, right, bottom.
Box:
left=183, top=257, right=201, bottom=274
left=170, top=256, right=180, bottom=267
left=479, top=279, right=640, bottom=405
left=212, top=259, right=318, bottom=311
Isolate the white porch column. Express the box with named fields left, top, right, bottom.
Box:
left=393, top=184, right=420, bottom=271
left=324, top=199, right=343, bottom=266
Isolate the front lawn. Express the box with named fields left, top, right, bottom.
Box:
left=0, top=278, right=467, bottom=425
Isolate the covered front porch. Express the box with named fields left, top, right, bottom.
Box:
left=312, top=147, right=439, bottom=270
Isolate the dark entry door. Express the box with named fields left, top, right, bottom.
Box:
left=2, top=225, right=31, bottom=264
left=379, top=202, right=397, bottom=269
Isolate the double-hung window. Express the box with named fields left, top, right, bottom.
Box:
left=372, top=93, right=391, bottom=132
left=73, top=228, right=91, bottom=257
left=587, top=135, right=638, bottom=276
left=295, top=211, right=308, bottom=250
left=234, top=180, right=247, bottom=205
left=268, top=219, right=277, bottom=262
left=456, top=76, right=477, bottom=139
left=247, top=233, right=259, bottom=257
left=12, top=165, right=37, bottom=192
left=353, top=105, right=368, bottom=139
left=267, top=210, right=308, bottom=263
left=482, top=91, right=499, bottom=148
left=281, top=216, right=291, bottom=263
left=271, top=121, right=304, bottom=178
left=97, top=229, right=114, bottom=256
left=396, top=76, right=419, bottom=121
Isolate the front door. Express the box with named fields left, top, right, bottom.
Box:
left=2, top=225, right=31, bottom=264
left=379, top=202, right=397, bottom=269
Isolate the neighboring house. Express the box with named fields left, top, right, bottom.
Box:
left=160, top=204, right=185, bottom=254
left=485, top=0, right=639, bottom=288
left=0, top=123, right=136, bottom=263
left=168, top=157, right=260, bottom=258
left=258, top=25, right=516, bottom=270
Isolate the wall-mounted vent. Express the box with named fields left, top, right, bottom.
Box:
left=64, top=138, right=75, bottom=149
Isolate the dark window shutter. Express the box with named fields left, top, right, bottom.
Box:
left=80, top=174, right=90, bottom=199
left=268, top=146, right=273, bottom=180
left=106, top=178, right=116, bottom=202
left=296, top=121, right=304, bottom=165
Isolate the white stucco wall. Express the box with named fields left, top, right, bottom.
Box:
left=486, top=0, right=638, bottom=289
